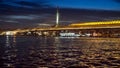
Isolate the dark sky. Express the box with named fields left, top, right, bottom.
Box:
left=0, top=0, right=120, bottom=30
left=50, top=0, right=120, bottom=11
left=1, top=0, right=120, bottom=10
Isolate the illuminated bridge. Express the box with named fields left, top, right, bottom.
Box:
left=22, top=20, right=120, bottom=31
left=2, top=20, right=120, bottom=37
left=68, top=20, right=120, bottom=29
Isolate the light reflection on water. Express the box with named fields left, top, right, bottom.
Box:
left=6, top=36, right=10, bottom=47
left=0, top=36, right=120, bottom=68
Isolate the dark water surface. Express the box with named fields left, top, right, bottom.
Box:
left=0, top=36, right=120, bottom=68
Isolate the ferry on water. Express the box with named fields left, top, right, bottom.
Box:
left=60, top=33, right=80, bottom=37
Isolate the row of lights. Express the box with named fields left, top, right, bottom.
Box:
left=70, top=20, right=120, bottom=26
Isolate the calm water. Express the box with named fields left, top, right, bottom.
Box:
left=0, top=36, right=120, bottom=68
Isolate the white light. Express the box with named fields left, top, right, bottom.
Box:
left=6, top=31, right=11, bottom=35
left=85, top=33, right=91, bottom=37
left=5, top=31, right=16, bottom=35
left=56, top=8, right=59, bottom=27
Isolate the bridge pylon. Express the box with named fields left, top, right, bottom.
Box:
left=55, top=6, right=59, bottom=27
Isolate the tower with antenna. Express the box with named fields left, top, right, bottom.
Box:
left=55, top=6, right=59, bottom=27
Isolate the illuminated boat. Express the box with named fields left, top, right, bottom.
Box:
left=60, top=33, right=80, bottom=37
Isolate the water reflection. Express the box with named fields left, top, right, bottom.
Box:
left=0, top=36, right=120, bottom=68
left=13, top=36, right=16, bottom=43
left=6, top=36, right=10, bottom=47
left=2, top=36, right=17, bottom=68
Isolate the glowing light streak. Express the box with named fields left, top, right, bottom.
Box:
left=70, top=20, right=120, bottom=26
left=5, top=31, right=17, bottom=35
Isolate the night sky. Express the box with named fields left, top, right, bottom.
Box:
left=0, top=0, right=120, bottom=30
left=51, top=0, right=120, bottom=11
